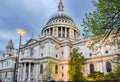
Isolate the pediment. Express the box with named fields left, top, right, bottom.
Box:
left=24, top=38, right=37, bottom=47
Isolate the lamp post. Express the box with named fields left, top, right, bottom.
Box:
left=13, top=51, right=18, bottom=82
left=15, top=29, right=25, bottom=82
left=17, top=29, right=25, bottom=53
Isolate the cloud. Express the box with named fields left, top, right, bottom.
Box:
left=0, top=29, right=16, bottom=40
left=0, top=0, right=95, bottom=51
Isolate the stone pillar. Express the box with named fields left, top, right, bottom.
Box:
left=28, top=63, right=31, bottom=81
left=69, top=29, right=71, bottom=39
left=20, top=63, right=23, bottom=81
left=65, top=28, right=67, bottom=37
left=61, top=27, right=62, bottom=37
left=36, top=64, right=38, bottom=81
left=52, top=28, right=54, bottom=36
left=23, top=63, right=26, bottom=81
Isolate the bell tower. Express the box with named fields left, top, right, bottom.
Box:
left=4, top=39, right=14, bottom=57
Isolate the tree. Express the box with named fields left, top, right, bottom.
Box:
left=43, top=60, right=56, bottom=81
left=105, top=72, right=115, bottom=80
left=87, top=71, right=104, bottom=81
left=82, top=0, right=120, bottom=40
left=82, top=0, right=120, bottom=63
left=69, top=48, right=85, bottom=81
left=113, top=64, right=120, bottom=80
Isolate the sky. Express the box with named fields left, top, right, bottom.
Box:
left=0, top=0, right=95, bottom=57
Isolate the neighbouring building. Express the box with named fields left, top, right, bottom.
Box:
left=0, top=40, right=16, bottom=82
left=0, top=0, right=120, bottom=82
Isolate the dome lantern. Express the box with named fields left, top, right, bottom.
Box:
left=58, top=0, right=64, bottom=11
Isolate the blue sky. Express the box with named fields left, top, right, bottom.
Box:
left=0, top=0, right=95, bottom=56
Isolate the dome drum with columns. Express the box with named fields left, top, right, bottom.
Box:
left=41, top=0, right=80, bottom=40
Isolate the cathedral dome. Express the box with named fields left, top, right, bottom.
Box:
left=45, top=11, right=76, bottom=27
left=41, top=0, right=80, bottom=40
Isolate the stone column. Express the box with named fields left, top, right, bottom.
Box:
left=69, top=29, right=71, bottom=39
left=52, top=28, right=54, bottom=36
left=20, top=63, right=23, bottom=81
left=65, top=28, right=67, bottom=37
left=61, top=27, right=62, bottom=37
left=23, top=63, right=26, bottom=81
left=28, top=63, right=31, bottom=81
left=36, top=64, right=38, bottom=81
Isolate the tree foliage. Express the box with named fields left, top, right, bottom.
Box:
left=69, top=48, right=85, bottom=81
left=82, top=0, right=120, bottom=40
left=113, top=64, right=120, bottom=79
left=81, top=0, right=120, bottom=60
left=43, top=60, right=56, bottom=81
left=105, top=64, right=120, bottom=80
left=87, top=71, right=104, bottom=81
left=105, top=72, right=115, bottom=80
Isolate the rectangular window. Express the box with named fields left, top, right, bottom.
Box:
left=30, top=48, right=34, bottom=56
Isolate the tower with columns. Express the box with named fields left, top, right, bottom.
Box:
left=0, top=39, right=16, bottom=82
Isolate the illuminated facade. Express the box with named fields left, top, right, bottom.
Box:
left=0, top=0, right=119, bottom=82
left=17, top=1, right=119, bottom=81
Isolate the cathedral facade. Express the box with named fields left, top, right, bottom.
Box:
left=0, top=0, right=119, bottom=82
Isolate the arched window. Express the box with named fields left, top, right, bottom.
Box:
left=90, top=64, right=94, bottom=74
left=55, top=65, right=58, bottom=74
left=40, top=64, right=43, bottom=74
left=106, top=62, right=112, bottom=72
left=89, top=53, right=92, bottom=56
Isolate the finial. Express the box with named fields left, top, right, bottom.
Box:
left=58, top=0, right=64, bottom=11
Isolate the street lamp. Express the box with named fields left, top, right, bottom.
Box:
left=13, top=52, right=18, bottom=82
left=17, top=29, right=25, bottom=53
left=14, top=29, right=25, bottom=82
